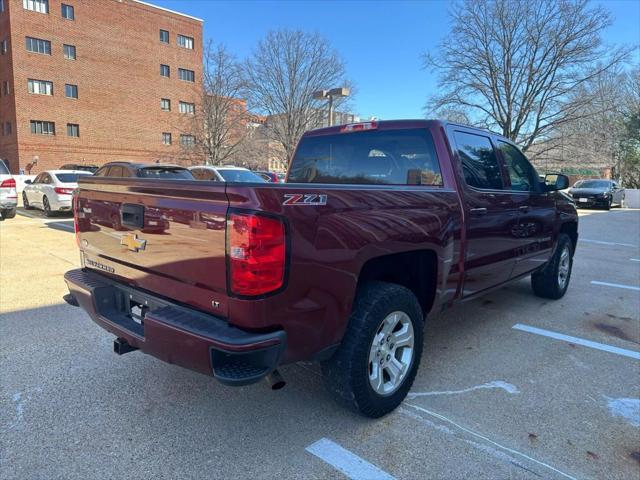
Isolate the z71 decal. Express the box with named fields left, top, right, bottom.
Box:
left=283, top=194, right=328, bottom=206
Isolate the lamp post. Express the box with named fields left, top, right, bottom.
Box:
left=312, top=87, right=350, bottom=127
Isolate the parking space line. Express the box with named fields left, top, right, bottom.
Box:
left=590, top=281, right=640, bottom=292
left=513, top=324, right=640, bottom=360
left=631, top=258, right=640, bottom=262
left=404, top=403, right=577, bottom=480
left=579, top=239, right=637, bottom=247
left=306, top=438, right=396, bottom=480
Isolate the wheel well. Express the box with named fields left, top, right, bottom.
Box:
left=560, top=222, right=578, bottom=253
left=357, top=250, right=437, bottom=315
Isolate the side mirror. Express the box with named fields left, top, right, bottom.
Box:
left=24, top=179, right=32, bottom=184
left=543, top=173, right=569, bottom=191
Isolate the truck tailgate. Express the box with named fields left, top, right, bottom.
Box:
left=76, top=178, right=229, bottom=316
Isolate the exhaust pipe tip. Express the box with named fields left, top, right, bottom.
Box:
left=265, top=369, right=286, bottom=390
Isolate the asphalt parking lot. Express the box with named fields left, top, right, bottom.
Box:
left=1, top=206, right=639, bottom=480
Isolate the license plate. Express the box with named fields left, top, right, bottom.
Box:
left=578, top=198, right=588, bottom=203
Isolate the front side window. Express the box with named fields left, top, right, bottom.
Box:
left=63, top=44, right=76, bottom=59
left=179, top=101, right=195, bottom=114
left=177, top=34, right=194, bottom=49
left=65, top=83, right=78, bottom=98
left=180, top=134, right=195, bottom=146
left=160, top=29, right=169, bottom=43
left=61, top=3, right=74, bottom=19
left=498, top=141, right=539, bottom=192
left=23, top=0, right=48, bottom=13
left=454, top=131, right=503, bottom=190
left=160, top=98, right=171, bottom=111
left=28, top=79, right=53, bottom=95
left=288, top=128, right=443, bottom=185
left=160, top=64, right=170, bottom=77
left=67, top=123, right=79, bottom=137
left=30, top=120, right=55, bottom=135
left=178, top=68, right=194, bottom=82
left=25, top=36, right=51, bottom=54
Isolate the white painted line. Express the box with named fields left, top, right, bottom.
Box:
left=591, top=281, right=640, bottom=292
left=404, top=403, right=577, bottom=480
left=631, top=258, right=640, bottom=262
left=513, top=323, right=640, bottom=360
left=306, top=438, right=395, bottom=480
left=580, top=238, right=637, bottom=247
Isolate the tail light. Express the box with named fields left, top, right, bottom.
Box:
left=340, top=121, right=377, bottom=133
left=0, top=178, right=16, bottom=188
left=72, top=191, right=81, bottom=247
left=54, top=187, right=74, bottom=195
left=228, top=212, right=286, bottom=296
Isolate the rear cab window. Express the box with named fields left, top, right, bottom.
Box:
left=288, top=128, right=443, bottom=185
left=453, top=131, right=504, bottom=190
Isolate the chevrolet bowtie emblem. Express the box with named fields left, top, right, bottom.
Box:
left=120, top=233, right=147, bottom=252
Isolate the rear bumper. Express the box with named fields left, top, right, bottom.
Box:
left=64, top=268, right=286, bottom=386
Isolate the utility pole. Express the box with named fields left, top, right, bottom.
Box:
left=312, top=87, right=350, bottom=127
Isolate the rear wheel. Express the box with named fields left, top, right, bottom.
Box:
left=43, top=196, right=53, bottom=217
left=321, top=281, right=424, bottom=418
left=531, top=233, right=573, bottom=299
left=3, top=208, right=16, bottom=219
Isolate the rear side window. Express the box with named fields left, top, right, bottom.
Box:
left=137, top=167, right=194, bottom=179
left=288, top=128, right=442, bottom=185
left=454, top=131, right=503, bottom=190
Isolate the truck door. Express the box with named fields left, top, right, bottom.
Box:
left=449, top=129, right=520, bottom=297
left=496, top=140, right=556, bottom=277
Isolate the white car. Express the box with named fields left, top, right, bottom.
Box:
left=0, top=159, right=17, bottom=220
left=188, top=165, right=267, bottom=183
left=22, top=170, right=93, bottom=217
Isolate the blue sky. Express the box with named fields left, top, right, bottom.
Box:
left=152, top=0, right=640, bottom=120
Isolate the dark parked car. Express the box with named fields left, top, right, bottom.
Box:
left=568, top=179, right=625, bottom=209
left=60, top=164, right=99, bottom=174
left=94, top=162, right=194, bottom=179
left=65, top=120, right=577, bottom=418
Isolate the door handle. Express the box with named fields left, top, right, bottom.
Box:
left=519, top=205, right=530, bottom=213
left=470, top=207, right=488, bottom=216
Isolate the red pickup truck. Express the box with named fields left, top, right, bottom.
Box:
left=64, top=120, right=577, bottom=417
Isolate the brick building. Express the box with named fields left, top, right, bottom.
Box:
left=0, top=0, right=202, bottom=174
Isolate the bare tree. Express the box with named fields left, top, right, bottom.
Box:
left=244, top=30, right=350, bottom=165
left=183, top=41, right=248, bottom=165
left=424, top=0, right=631, bottom=151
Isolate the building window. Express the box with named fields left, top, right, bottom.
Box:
left=179, top=101, right=195, bottom=115
left=160, top=29, right=169, bottom=43
left=1, top=39, right=7, bottom=55
left=180, top=134, right=195, bottom=146
left=30, top=120, right=55, bottom=135
left=178, top=68, right=195, bottom=82
left=28, top=79, right=53, bottom=95
left=160, top=64, right=170, bottom=77
left=61, top=3, right=74, bottom=20
left=67, top=123, right=79, bottom=137
left=177, top=35, right=194, bottom=50
left=160, top=98, right=171, bottom=111
left=25, top=36, right=51, bottom=55
left=162, top=132, right=172, bottom=145
left=23, top=0, right=48, bottom=14
left=63, top=44, right=76, bottom=60
left=5, top=122, right=12, bottom=135
left=2, top=80, right=9, bottom=95
left=65, top=83, right=78, bottom=99
left=0, top=0, right=5, bottom=13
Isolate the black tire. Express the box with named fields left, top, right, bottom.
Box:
left=321, top=281, right=424, bottom=418
left=604, top=198, right=611, bottom=210
left=43, top=196, right=53, bottom=217
left=22, top=192, right=33, bottom=210
left=3, top=207, right=16, bottom=219
left=531, top=233, right=573, bottom=299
